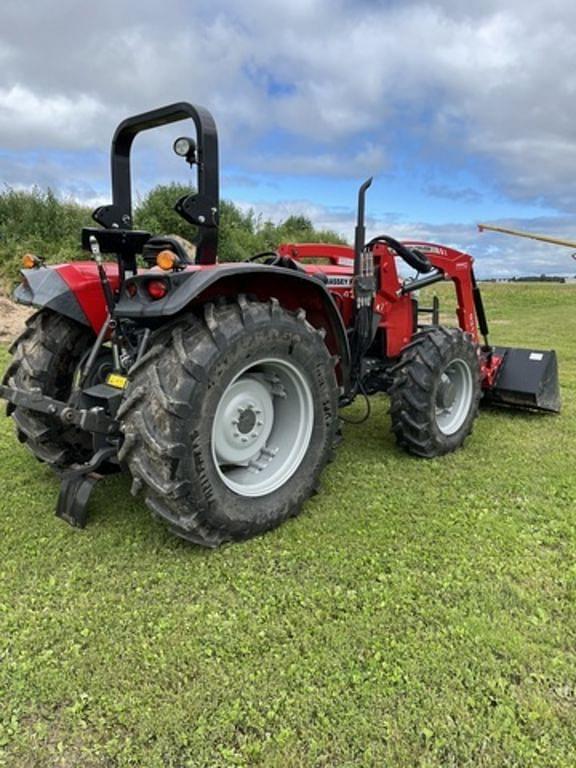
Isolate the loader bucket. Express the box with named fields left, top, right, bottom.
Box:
left=486, top=347, right=561, bottom=413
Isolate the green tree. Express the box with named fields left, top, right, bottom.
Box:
left=134, top=182, right=196, bottom=240
left=0, top=183, right=347, bottom=289
left=135, top=185, right=346, bottom=260
left=0, top=187, right=92, bottom=288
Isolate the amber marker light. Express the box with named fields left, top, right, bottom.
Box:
left=22, top=253, right=40, bottom=269
left=156, top=250, right=178, bottom=271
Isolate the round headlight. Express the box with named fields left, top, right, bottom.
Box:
left=173, top=136, right=195, bottom=158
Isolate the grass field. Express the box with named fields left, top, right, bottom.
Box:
left=0, top=283, right=575, bottom=767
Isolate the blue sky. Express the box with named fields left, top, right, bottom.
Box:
left=1, top=0, right=576, bottom=277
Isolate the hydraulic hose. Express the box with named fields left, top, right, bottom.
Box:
left=366, top=235, right=433, bottom=273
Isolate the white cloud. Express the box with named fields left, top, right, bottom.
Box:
left=245, top=142, right=387, bottom=177
left=0, top=0, right=574, bottom=199
left=1, top=0, right=576, bottom=275
left=0, top=86, right=105, bottom=148
left=233, top=195, right=576, bottom=278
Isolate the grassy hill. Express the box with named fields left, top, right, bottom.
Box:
left=0, top=283, right=574, bottom=767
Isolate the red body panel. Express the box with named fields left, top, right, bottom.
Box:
left=279, top=240, right=481, bottom=355
left=55, top=262, right=121, bottom=332
left=48, top=240, right=502, bottom=387
left=278, top=240, right=503, bottom=384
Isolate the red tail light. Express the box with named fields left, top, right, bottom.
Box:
left=146, top=279, right=169, bottom=300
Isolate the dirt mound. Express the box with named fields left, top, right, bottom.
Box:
left=0, top=297, right=33, bottom=345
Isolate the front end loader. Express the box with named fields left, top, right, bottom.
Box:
left=0, top=101, right=561, bottom=546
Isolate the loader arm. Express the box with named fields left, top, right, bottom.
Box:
left=402, top=242, right=560, bottom=411
left=400, top=241, right=484, bottom=342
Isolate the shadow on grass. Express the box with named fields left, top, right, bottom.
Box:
left=480, top=403, right=557, bottom=421
left=51, top=471, right=214, bottom=559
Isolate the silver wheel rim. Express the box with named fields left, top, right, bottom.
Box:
left=435, top=358, right=474, bottom=436
left=211, top=358, right=314, bottom=497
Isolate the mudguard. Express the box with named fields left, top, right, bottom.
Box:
left=13, top=263, right=119, bottom=332
left=116, top=264, right=352, bottom=387
left=15, top=267, right=87, bottom=325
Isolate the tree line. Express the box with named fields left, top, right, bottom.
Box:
left=0, top=183, right=345, bottom=289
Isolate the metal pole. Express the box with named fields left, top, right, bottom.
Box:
left=478, top=223, right=576, bottom=250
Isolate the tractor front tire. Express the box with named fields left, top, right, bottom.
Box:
left=118, top=298, right=338, bottom=547
left=4, top=309, right=94, bottom=467
left=389, top=326, right=481, bottom=458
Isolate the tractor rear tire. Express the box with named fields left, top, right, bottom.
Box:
left=118, top=298, right=339, bottom=547
left=4, top=309, right=95, bottom=467
left=389, top=326, right=481, bottom=458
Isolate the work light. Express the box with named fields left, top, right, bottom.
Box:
left=173, top=136, right=197, bottom=164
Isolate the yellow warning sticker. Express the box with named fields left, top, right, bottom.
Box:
left=106, top=373, right=128, bottom=390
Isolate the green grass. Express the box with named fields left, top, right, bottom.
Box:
left=1, top=283, right=575, bottom=767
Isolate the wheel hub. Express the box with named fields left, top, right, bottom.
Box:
left=211, top=359, right=314, bottom=497
left=213, top=377, right=274, bottom=465
left=436, top=373, right=456, bottom=410
left=434, top=358, right=474, bottom=436
left=237, top=407, right=257, bottom=434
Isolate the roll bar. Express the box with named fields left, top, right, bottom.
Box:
left=91, top=102, right=219, bottom=264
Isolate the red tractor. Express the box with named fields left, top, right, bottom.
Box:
left=0, top=102, right=561, bottom=546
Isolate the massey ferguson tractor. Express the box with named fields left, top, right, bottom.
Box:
left=0, top=102, right=561, bottom=547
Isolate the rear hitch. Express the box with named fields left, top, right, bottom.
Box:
left=56, top=446, right=120, bottom=528
left=0, top=384, right=118, bottom=434
left=0, top=384, right=123, bottom=527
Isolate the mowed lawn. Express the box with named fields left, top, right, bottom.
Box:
left=0, top=283, right=575, bottom=768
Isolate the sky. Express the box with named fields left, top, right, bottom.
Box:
left=1, top=0, right=576, bottom=277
